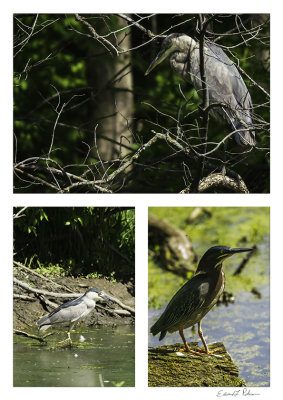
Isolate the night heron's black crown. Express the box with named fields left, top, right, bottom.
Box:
left=86, top=288, right=102, bottom=294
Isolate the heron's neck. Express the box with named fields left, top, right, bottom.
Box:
left=196, top=260, right=223, bottom=274
left=177, top=35, right=197, bottom=51
left=169, top=36, right=197, bottom=79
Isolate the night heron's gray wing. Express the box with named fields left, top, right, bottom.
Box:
left=150, top=273, right=210, bottom=340
left=37, top=295, right=88, bottom=330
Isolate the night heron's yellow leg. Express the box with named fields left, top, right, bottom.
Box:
left=58, top=324, right=74, bottom=345
left=58, top=337, right=72, bottom=345
left=178, top=329, right=205, bottom=357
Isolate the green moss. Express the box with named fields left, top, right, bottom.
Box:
left=149, top=258, right=185, bottom=309
left=148, top=342, right=246, bottom=387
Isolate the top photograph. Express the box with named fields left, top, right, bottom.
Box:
left=13, top=14, right=270, bottom=194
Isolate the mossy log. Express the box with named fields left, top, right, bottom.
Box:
left=148, top=214, right=197, bottom=277
left=148, top=342, right=245, bottom=387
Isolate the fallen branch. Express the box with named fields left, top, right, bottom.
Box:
left=14, top=329, right=54, bottom=343
left=13, top=277, right=80, bottom=298
left=185, top=207, right=212, bottom=224
left=13, top=277, right=135, bottom=315
left=14, top=261, right=73, bottom=292
left=96, top=304, right=131, bottom=317
left=13, top=294, right=35, bottom=301
left=36, top=294, right=60, bottom=309
left=107, top=295, right=135, bottom=315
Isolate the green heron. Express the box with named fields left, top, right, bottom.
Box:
left=150, top=245, right=253, bottom=355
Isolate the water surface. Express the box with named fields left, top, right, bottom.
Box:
left=14, top=325, right=135, bottom=387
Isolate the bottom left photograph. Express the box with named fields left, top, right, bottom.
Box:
left=13, top=206, right=135, bottom=387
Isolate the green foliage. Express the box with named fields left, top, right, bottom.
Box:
left=35, top=262, right=71, bottom=277
left=14, top=207, right=135, bottom=281
left=148, top=207, right=269, bottom=308
left=149, top=258, right=185, bottom=309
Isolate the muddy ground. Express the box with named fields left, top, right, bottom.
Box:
left=13, top=267, right=135, bottom=331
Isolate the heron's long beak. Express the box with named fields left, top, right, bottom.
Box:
left=229, top=247, right=254, bottom=254
left=99, top=292, right=114, bottom=304
left=145, top=48, right=171, bottom=76
left=216, top=247, right=253, bottom=264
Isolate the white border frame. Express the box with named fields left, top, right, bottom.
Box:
left=4, top=2, right=281, bottom=399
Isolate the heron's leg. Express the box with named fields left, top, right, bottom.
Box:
left=66, top=322, right=76, bottom=342
left=67, top=331, right=72, bottom=343
left=58, top=336, right=72, bottom=345
left=58, top=323, right=75, bottom=345
left=178, top=328, right=204, bottom=357
left=197, top=321, right=223, bottom=354
left=197, top=321, right=209, bottom=353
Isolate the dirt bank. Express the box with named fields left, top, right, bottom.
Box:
left=13, top=267, right=135, bottom=331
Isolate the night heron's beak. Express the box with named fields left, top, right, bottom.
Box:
left=99, top=292, right=114, bottom=304
left=145, top=48, right=171, bottom=76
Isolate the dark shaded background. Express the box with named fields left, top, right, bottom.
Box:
left=14, top=14, right=270, bottom=193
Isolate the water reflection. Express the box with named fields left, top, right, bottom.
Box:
left=14, top=325, right=135, bottom=387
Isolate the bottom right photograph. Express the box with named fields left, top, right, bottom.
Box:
left=148, top=207, right=270, bottom=387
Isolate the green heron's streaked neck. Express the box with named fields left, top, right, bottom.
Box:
left=150, top=245, right=254, bottom=356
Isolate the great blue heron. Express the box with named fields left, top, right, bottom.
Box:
left=145, top=33, right=255, bottom=146
left=37, top=288, right=113, bottom=344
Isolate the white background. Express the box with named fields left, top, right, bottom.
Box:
left=2, top=1, right=281, bottom=399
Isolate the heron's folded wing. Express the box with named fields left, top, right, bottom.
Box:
left=152, top=273, right=209, bottom=333
left=42, top=301, right=89, bottom=325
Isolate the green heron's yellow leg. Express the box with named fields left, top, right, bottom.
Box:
left=178, top=329, right=205, bottom=357
left=196, top=321, right=223, bottom=354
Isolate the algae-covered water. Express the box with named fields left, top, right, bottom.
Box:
left=148, top=207, right=270, bottom=387
left=14, top=325, right=135, bottom=387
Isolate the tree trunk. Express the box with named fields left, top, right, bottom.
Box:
left=86, top=16, right=133, bottom=161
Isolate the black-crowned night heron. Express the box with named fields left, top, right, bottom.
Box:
left=37, top=288, right=112, bottom=344
left=150, top=245, right=253, bottom=355
left=145, top=33, right=255, bottom=146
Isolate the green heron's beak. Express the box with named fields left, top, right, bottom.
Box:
left=145, top=48, right=171, bottom=76
left=216, top=247, right=253, bottom=264
left=229, top=247, right=254, bottom=254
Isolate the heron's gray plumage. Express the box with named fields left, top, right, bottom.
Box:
left=37, top=288, right=112, bottom=342
left=146, top=33, right=255, bottom=146
left=37, top=297, right=90, bottom=330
